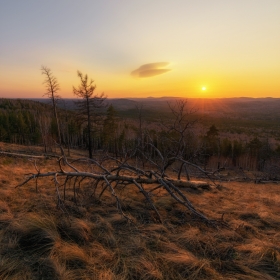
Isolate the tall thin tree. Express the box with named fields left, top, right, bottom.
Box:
left=73, top=71, right=106, bottom=158
left=41, top=66, right=62, bottom=147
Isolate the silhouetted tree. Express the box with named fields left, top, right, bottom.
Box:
left=207, top=124, right=219, bottom=138
left=41, top=66, right=62, bottom=146
left=73, top=71, right=107, bottom=158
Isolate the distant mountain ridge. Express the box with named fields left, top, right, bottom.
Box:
left=21, top=96, right=280, bottom=119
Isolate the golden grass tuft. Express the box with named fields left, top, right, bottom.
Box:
left=52, top=241, right=90, bottom=270
left=89, top=242, right=115, bottom=264
left=124, top=256, right=163, bottom=280
left=159, top=252, right=218, bottom=280
left=57, top=217, right=92, bottom=245
left=236, top=240, right=280, bottom=279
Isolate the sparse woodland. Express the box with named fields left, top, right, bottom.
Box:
left=1, top=80, right=280, bottom=279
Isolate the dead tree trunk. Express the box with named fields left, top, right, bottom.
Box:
left=17, top=153, right=226, bottom=228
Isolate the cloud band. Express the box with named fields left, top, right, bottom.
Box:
left=131, top=62, right=171, bottom=78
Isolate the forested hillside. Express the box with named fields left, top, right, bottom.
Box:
left=0, top=98, right=134, bottom=156
left=0, top=99, right=49, bottom=145
left=0, top=98, right=81, bottom=151
left=1, top=98, right=280, bottom=178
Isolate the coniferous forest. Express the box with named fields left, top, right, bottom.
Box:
left=1, top=97, right=280, bottom=179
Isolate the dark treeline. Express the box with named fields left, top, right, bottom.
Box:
left=1, top=98, right=280, bottom=178
left=0, top=98, right=133, bottom=155
left=0, top=98, right=82, bottom=152
left=200, top=125, right=280, bottom=176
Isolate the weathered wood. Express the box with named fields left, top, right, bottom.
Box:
left=17, top=170, right=209, bottom=189
left=17, top=152, right=227, bottom=228
left=0, top=151, right=46, bottom=159
left=0, top=151, right=59, bottom=159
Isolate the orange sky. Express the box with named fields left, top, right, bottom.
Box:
left=1, top=1, right=280, bottom=99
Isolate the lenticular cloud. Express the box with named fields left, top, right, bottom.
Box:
left=131, top=62, right=171, bottom=78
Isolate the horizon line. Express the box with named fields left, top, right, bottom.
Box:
left=2, top=96, right=279, bottom=100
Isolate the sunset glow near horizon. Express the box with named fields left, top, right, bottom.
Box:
left=1, top=1, right=280, bottom=99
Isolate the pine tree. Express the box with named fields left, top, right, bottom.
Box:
left=73, top=71, right=107, bottom=158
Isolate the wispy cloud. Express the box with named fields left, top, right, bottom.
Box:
left=131, top=62, right=171, bottom=78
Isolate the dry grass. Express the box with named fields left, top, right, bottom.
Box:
left=0, top=144, right=280, bottom=279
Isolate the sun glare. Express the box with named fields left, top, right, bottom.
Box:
left=202, top=86, right=207, bottom=91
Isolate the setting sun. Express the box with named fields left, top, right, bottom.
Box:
left=202, top=86, right=207, bottom=91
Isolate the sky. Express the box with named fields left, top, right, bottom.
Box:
left=1, top=0, right=280, bottom=99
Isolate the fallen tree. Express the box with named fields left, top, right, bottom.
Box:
left=17, top=152, right=227, bottom=228
left=0, top=150, right=59, bottom=159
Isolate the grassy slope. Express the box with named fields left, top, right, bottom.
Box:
left=0, top=144, right=280, bottom=279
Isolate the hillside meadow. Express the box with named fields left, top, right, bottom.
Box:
left=0, top=143, right=280, bottom=279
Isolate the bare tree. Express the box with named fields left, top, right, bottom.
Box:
left=73, top=71, right=107, bottom=159
left=135, top=100, right=199, bottom=179
left=41, top=66, right=62, bottom=147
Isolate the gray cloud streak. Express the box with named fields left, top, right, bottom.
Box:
left=131, top=62, right=171, bottom=78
